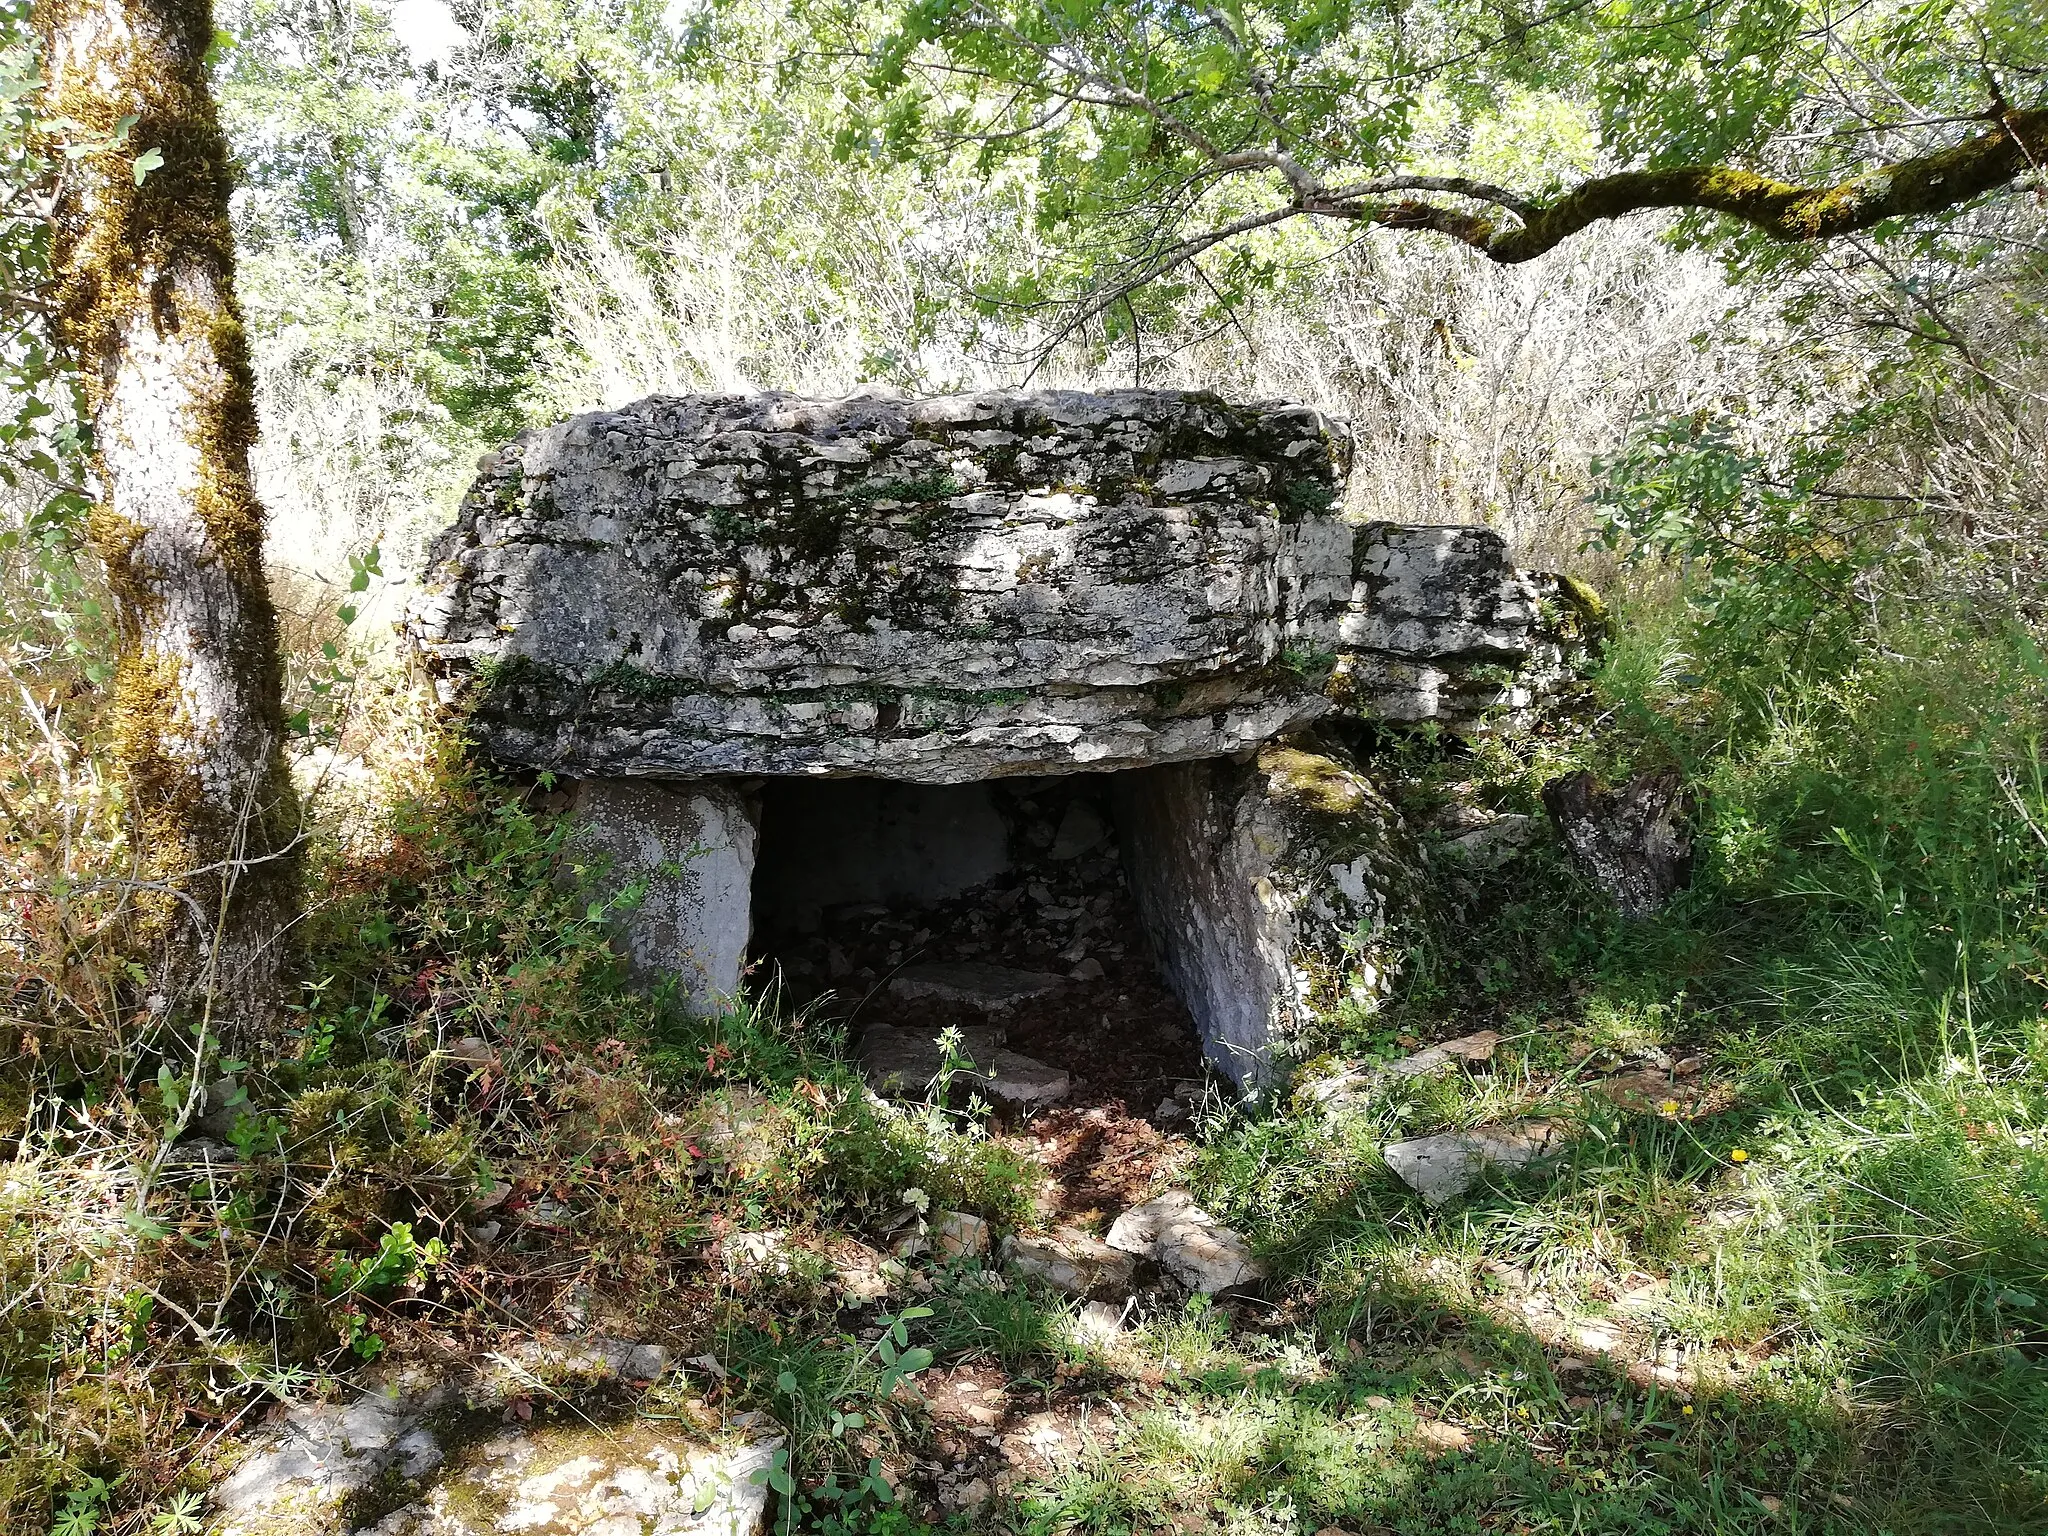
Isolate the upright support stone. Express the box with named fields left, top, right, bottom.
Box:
left=1116, top=743, right=1423, bottom=1086
left=568, top=779, right=758, bottom=1011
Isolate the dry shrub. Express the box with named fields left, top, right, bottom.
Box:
left=537, top=200, right=1785, bottom=571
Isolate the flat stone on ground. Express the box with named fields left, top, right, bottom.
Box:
left=210, top=1343, right=743, bottom=1536
left=978, top=1050, right=1072, bottom=1111
left=888, top=963, right=1067, bottom=1009
left=1383, top=1029, right=1502, bottom=1080
left=1105, top=1190, right=1265, bottom=1294
left=1001, top=1227, right=1137, bottom=1297
left=213, top=1389, right=442, bottom=1536
left=856, top=1025, right=1006, bottom=1098
left=856, top=1024, right=1070, bottom=1112
left=359, top=1424, right=781, bottom=1536
left=1383, top=1121, right=1563, bottom=1207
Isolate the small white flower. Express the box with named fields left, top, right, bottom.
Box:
left=902, top=1187, right=930, bottom=1214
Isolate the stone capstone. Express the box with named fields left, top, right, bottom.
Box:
left=407, top=390, right=1353, bottom=783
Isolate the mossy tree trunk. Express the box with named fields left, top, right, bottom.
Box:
left=41, top=0, right=300, bottom=1042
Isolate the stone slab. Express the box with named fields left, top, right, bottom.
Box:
left=1383, top=1120, right=1564, bottom=1207
left=1002, top=1227, right=1137, bottom=1297
left=1115, top=744, right=1423, bottom=1086
left=888, top=962, right=1066, bottom=1009
left=408, top=390, right=1352, bottom=783
left=856, top=1024, right=1070, bottom=1112
left=567, top=778, right=757, bottom=1011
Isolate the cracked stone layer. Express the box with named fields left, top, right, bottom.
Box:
left=1332, top=522, right=1596, bottom=730
left=408, top=389, right=1352, bottom=784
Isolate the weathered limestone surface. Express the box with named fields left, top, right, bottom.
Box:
left=407, top=389, right=1595, bottom=1062
left=1115, top=742, right=1425, bottom=1086
left=1333, top=522, right=1599, bottom=730
left=1104, top=1190, right=1265, bottom=1293
left=567, top=779, right=757, bottom=1010
left=409, top=390, right=1352, bottom=783
left=1542, top=768, right=1694, bottom=918
left=212, top=1350, right=774, bottom=1536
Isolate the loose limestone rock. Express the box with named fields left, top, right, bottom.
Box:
left=408, top=390, right=1353, bottom=783
left=1106, top=1191, right=1265, bottom=1293
left=977, top=1051, right=1073, bottom=1112
left=856, top=1024, right=1071, bottom=1112
left=888, top=962, right=1066, bottom=1009
left=216, top=1359, right=770, bottom=1536
left=931, top=1211, right=990, bottom=1258
left=1001, top=1227, right=1138, bottom=1298
left=1383, top=1121, right=1565, bottom=1207
left=1384, top=1030, right=1502, bottom=1080
left=1439, top=813, right=1543, bottom=869
left=1308, top=1029, right=1504, bottom=1108
left=857, top=1023, right=1006, bottom=1094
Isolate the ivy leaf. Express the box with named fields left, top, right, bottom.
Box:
left=132, top=146, right=163, bottom=184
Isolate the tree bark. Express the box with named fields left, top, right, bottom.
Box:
left=1354, top=105, right=2048, bottom=264
left=41, top=0, right=300, bottom=1040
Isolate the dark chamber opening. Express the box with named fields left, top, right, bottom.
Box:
left=748, top=771, right=1209, bottom=1127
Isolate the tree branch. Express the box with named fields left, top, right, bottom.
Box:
left=1323, top=104, right=2048, bottom=263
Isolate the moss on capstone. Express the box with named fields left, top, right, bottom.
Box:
left=1552, top=571, right=1610, bottom=639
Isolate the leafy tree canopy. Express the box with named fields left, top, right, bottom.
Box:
left=829, top=0, right=2048, bottom=337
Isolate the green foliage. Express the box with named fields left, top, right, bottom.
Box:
left=1590, top=409, right=1925, bottom=693
left=0, top=0, right=109, bottom=682
left=834, top=0, right=2048, bottom=336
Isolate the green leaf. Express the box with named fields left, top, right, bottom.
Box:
left=132, top=146, right=164, bottom=183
